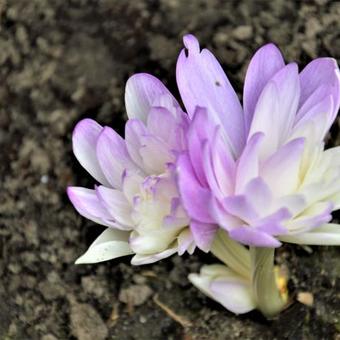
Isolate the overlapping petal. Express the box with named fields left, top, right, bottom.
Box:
left=69, top=72, right=191, bottom=265
left=177, top=34, right=340, bottom=249
left=176, top=34, right=245, bottom=157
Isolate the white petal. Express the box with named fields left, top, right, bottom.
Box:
left=125, top=73, right=175, bottom=122
left=75, top=228, right=133, bottom=264
left=177, top=229, right=195, bottom=255
left=131, top=247, right=177, bottom=265
left=279, top=223, right=340, bottom=245
left=261, top=138, right=304, bottom=197
left=189, top=264, right=256, bottom=314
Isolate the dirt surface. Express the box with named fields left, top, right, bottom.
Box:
left=1, top=0, right=340, bottom=339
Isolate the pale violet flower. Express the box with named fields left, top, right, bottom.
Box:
left=68, top=74, right=194, bottom=265
left=177, top=34, right=340, bottom=250
left=175, top=34, right=340, bottom=317
left=67, top=33, right=340, bottom=318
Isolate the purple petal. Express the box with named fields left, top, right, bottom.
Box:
left=243, top=177, right=272, bottom=215
left=202, top=127, right=235, bottom=198
left=229, top=227, right=281, bottom=247
left=296, top=85, right=335, bottom=124
left=125, top=73, right=176, bottom=122
left=249, top=64, right=300, bottom=153
left=67, top=186, right=113, bottom=226
left=190, top=220, right=218, bottom=252
left=187, top=107, right=215, bottom=186
left=294, top=95, right=334, bottom=142
left=96, top=186, right=134, bottom=229
left=210, top=198, right=242, bottom=231
left=72, top=119, right=110, bottom=186
left=176, top=34, right=245, bottom=156
left=254, top=208, right=291, bottom=235
left=299, top=58, right=340, bottom=121
left=223, top=195, right=258, bottom=224
left=243, top=43, right=285, bottom=132
left=96, top=126, right=138, bottom=189
left=177, top=153, right=214, bottom=223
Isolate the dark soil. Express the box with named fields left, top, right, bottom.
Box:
left=1, top=0, right=340, bottom=339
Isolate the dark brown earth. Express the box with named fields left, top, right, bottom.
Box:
left=1, top=0, right=340, bottom=339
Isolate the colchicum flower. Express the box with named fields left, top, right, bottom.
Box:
left=176, top=35, right=340, bottom=316
left=68, top=74, right=194, bottom=265
left=68, top=33, right=340, bottom=319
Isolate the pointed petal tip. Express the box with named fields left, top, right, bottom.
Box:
left=74, top=256, right=86, bottom=265
left=67, top=186, right=78, bottom=202
left=183, top=34, right=200, bottom=53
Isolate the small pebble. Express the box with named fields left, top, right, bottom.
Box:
left=297, top=292, right=314, bottom=306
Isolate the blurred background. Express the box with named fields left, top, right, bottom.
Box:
left=1, top=0, right=340, bottom=339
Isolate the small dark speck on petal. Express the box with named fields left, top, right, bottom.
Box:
left=215, top=81, right=221, bottom=86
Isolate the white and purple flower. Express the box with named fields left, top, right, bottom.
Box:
left=177, top=34, right=340, bottom=250
left=68, top=74, right=194, bottom=265
left=68, top=33, right=340, bottom=317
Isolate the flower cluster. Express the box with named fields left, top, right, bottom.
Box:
left=68, top=34, right=340, bottom=317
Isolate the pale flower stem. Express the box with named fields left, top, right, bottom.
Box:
left=250, top=247, right=286, bottom=318
left=211, top=230, right=251, bottom=279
